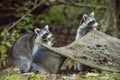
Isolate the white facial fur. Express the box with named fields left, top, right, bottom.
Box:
left=76, top=12, right=99, bottom=40
left=33, top=25, right=53, bottom=56
left=76, top=12, right=99, bottom=71
left=34, top=25, right=53, bottom=46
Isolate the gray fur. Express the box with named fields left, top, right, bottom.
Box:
left=76, top=12, right=99, bottom=71
left=12, top=33, right=33, bottom=73
left=12, top=25, right=65, bottom=73
left=76, top=12, right=99, bottom=40
left=32, top=46, right=65, bottom=73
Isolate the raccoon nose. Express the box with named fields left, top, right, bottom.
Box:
left=51, top=35, right=54, bottom=38
left=93, top=22, right=99, bottom=27
left=48, top=34, right=53, bottom=41
left=35, top=70, right=39, bottom=73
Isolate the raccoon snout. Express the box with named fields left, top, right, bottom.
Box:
left=47, top=35, right=54, bottom=41
left=93, top=22, right=99, bottom=27
left=87, top=21, right=99, bottom=28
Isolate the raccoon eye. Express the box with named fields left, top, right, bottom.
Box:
left=87, top=21, right=95, bottom=27
left=89, top=21, right=95, bottom=24
left=42, top=33, right=49, bottom=39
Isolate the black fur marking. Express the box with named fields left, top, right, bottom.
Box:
left=87, top=21, right=95, bottom=28
left=42, top=33, right=49, bottom=39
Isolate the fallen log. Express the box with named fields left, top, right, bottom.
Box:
left=42, top=30, right=120, bottom=72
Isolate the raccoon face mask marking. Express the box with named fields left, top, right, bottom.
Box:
left=76, top=12, right=99, bottom=71
left=34, top=25, right=54, bottom=46
left=79, top=12, right=99, bottom=30
left=76, top=12, right=99, bottom=40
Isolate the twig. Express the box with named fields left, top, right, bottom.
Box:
left=0, top=3, right=6, bottom=9
left=34, top=0, right=38, bottom=6
left=8, top=0, right=46, bottom=31
left=57, top=0, right=106, bottom=9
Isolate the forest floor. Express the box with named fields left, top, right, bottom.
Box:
left=0, top=67, right=120, bottom=80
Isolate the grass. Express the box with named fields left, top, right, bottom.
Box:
left=0, top=68, right=120, bottom=80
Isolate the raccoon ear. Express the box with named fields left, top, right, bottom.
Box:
left=44, top=25, right=49, bottom=30
left=83, top=14, right=88, bottom=21
left=90, top=12, right=94, bottom=17
left=34, top=28, right=41, bottom=35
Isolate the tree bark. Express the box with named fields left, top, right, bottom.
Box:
left=100, top=0, right=120, bottom=38
left=42, top=30, right=120, bottom=72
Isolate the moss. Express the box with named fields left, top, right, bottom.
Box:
left=0, top=69, right=120, bottom=80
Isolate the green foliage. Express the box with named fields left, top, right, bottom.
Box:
left=39, top=6, right=68, bottom=27
left=0, top=70, right=120, bottom=80
left=0, top=15, right=33, bottom=62
left=16, top=0, right=34, bottom=13
left=0, top=0, right=35, bottom=62
left=0, top=0, right=108, bottom=62
left=28, top=73, right=42, bottom=80
left=16, top=15, right=33, bottom=33
left=0, top=45, right=7, bottom=62
left=0, top=29, right=11, bottom=62
left=0, top=30, right=16, bottom=62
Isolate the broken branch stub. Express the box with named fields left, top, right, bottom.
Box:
left=42, top=30, right=120, bottom=72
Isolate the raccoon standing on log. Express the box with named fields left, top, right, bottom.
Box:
left=11, top=25, right=65, bottom=73
left=76, top=12, right=99, bottom=71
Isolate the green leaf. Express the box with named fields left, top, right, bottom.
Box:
left=6, top=41, right=12, bottom=47
left=0, top=45, right=7, bottom=53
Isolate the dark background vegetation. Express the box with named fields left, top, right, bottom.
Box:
left=0, top=0, right=120, bottom=65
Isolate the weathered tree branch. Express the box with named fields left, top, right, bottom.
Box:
left=8, top=0, right=46, bottom=31
left=56, top=0, right=107, bottom=9
left=42, top=30, right=120, bottom=72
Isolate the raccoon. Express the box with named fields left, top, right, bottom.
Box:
left=76, top=12, right=99, bottom=40
left=76, top=12, right=99, bottom=71
left=31, top=46, right=66, bottom=73
left=31, top=26, right=66, bottom=73
left=12, top=25, right=65, bottom=73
